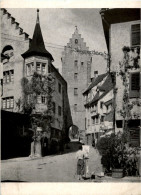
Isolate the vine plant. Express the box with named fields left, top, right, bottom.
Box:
left=117, top=46, right=140, bottom=137
left=17, top=72, right=55, bottom=135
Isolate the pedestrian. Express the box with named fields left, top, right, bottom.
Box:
left=41, top=131, right=48, bottom=157
left=92, top=138, right=95, bottom=148
left=95, top=137, right=98, bottom=149
left=75, top=145, right=85, bottom=180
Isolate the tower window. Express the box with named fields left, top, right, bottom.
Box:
left=74, top=88, right=78, bottom=96
left=74, top=60, right=78, bottom=66
left=74, top=104, right=77, bottom=111
left=74, top=73, right=78, bottom=80
left=26, top=62, right=34, bottom=76
left=75, top=39, right=78, bottom=44
left=42, top=63, right=46, bottom=75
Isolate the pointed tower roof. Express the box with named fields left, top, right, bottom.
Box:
left=22, top=9, right=54, bottom=61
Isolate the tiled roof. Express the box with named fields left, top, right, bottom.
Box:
left=83, top=73, right=108, bottom=95
left=85, top=73, right=114, bottom=107
left=22, top=10, right=54, bottom=61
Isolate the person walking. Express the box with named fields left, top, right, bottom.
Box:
left=41, top=131, right=48, bottom=157
left=75, top=145, right=85, bottom=180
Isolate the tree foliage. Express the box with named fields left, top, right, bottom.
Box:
left=19, top=72, right=55, bottom=132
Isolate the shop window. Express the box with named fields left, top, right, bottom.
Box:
left=129, top=72, right=140, bottom=98
left=131, top=24, right=140, bottom=47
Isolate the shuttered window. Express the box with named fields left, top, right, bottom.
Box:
left=131, top=24, right=140, bottom=47
left=129, top=72, right=140, bottom=98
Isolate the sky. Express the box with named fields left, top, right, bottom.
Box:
left=7, top=8, right=108, bottom=75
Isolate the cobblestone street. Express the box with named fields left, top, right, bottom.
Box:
left=2, top=141, right=141, bottom=183
left=1, top=142, right=103, bottom=182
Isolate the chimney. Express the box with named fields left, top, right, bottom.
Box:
left=94, top=71, right=98, bottom=78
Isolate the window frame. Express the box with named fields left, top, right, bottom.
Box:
left=131, top=23, right=140, bottom=47
left=75, top=39, right=78, bottom=44
left=74, top=73, right=78, bottom=80
left=74, top=88, right=78, bottom=96
left=129, top=72, right=140, bottom=98
left=58, top=83, right=61, bottom=94
left=2, top=96, right=14, bottom=109
left=58, top=106, right=62, bottom=116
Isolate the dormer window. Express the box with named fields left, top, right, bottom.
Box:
left=75, top=39, right=78, bottom=44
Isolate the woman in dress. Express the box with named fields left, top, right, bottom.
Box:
left=75, top=145, right=85, bottom=180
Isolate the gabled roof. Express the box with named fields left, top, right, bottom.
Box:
left=22, top=9, right=54, bottom=61
left=84, top=73, right=114, bottom=107
left=83, top=73, right=108, bottom=95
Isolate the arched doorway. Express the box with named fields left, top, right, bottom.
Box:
left=69, top=125, right=79, bottom=141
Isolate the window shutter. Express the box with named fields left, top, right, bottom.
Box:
left=129, top=72, right=140, bottom=98
left=131, top=24, right=140, bottom=47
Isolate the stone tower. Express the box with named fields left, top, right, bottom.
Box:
left=62, top=26, right=92, bottom=138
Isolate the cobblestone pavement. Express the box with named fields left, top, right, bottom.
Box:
left=1, top=142, right=141, bottom=182
left=1, top=142, right=102, bottom=182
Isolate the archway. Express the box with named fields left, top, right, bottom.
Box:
left=69, top=125, right=79, bottom=141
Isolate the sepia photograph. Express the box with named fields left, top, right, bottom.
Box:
left=0, top=5, right=141, bottom=188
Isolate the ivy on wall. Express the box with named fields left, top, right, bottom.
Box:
left=117, top=46, right=140, bottom=132
left=17, top=72, right=55, bottom=133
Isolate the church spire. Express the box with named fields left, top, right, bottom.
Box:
left=22, top=9, right=54, bottom=61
